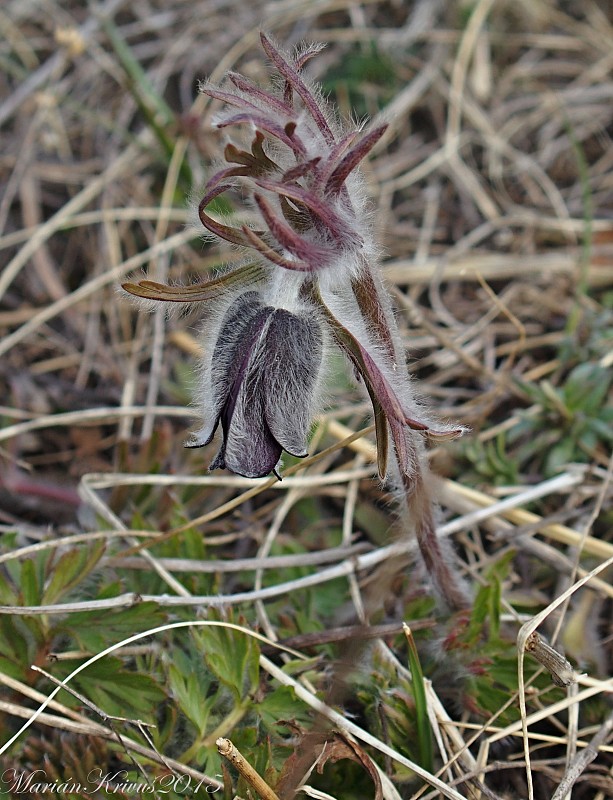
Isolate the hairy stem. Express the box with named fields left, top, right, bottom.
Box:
left=396, top=430, right=470, bottom=612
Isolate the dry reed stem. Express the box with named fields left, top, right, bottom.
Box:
left=217, top=737, right=281, bottom=800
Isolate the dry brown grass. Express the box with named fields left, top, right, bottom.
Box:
left=1, top=1, right=612, bottom=798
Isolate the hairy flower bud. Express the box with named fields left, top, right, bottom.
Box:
left=186, top=291, right=324, bottom=478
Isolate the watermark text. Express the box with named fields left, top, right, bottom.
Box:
left=1, top=768, right=222, bottom=795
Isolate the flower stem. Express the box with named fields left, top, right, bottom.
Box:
left=402, top=464, right=470, bottom=612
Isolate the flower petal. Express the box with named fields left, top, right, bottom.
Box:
left=206, top=294, right=285, bottom=477
left=222, top=389, right=282, bottom=478
left=186, top=292, right=269, bottom=448
left=211, top=293, right=270, bottom=411
left=262, top=309, right=323, bottom=457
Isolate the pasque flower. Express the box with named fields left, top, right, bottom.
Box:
left=123, top=34, right=468, bottom=609
left=185, top=290, right=323, bottom=478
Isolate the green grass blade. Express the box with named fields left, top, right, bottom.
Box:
left=403, top=623, right=433, bottom=773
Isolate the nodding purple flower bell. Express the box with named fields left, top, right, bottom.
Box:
left=186, top=291, right=323, bottom=478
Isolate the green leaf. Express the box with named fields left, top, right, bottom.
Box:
left=589, top=416, right=613, bottom=441
left=488, top=551, right=514, bottom=639
left=564, top=364, right=611, bottom=411
left=0, top=530, right=18, bottom=551
left=404, top=626, right=433, bottom=773
left=466, top=551, right=514, bottom=642
left=545, top=437, right=577, bottom=475
left=0, top=569, right=17, bottom=604
left=199, top=621, right=260, bottom=701
left=256, top=684, right=312, bottom=732
left=62, top=601, right=166, bottom=653
left=489, top=571, right=502, bottom=640
left=20, top=558, right=41, bottom=606
left=467, top=584, right=489, bottom=643
left=0, top=617, right=33, bottom=679
left=168, top=651, right=216, bottom=736
left=51, top=656, right=165, bottom=718
left=42, top=541, right=106, bottom=604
